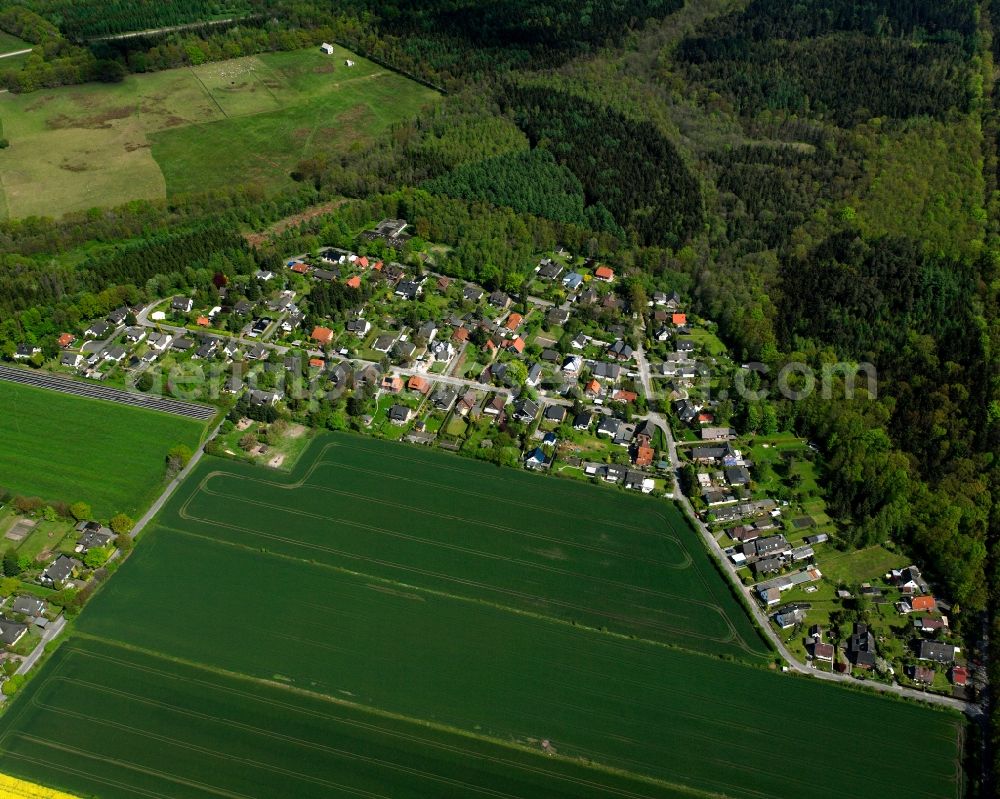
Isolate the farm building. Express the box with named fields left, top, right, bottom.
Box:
left=320, top=43, right=335, bottom=55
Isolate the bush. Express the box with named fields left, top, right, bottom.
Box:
left=0, top=138, right=9, bottom=149
left=109, top=513, right=134, bottom=534
left=166, top=444, right=193, bottom=476
left=69, top=501, right=92, bottom=522
left=2, top=550, right=22, bottom=577
left=2, top=674, right=24, bottom=695
left=12, top=496, right=42, bottom=515
left=83, top=546, right=111, bottom=569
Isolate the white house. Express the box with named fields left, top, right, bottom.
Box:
left=320, top=42, right=335, bottom=55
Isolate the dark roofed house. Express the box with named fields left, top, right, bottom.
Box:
left=489, top=290, right=510, bottom=309
left=395, top=281, right=422, bottom=300
left=608, top=339, right=634, bottom=361
left=431, top=389, right=457, bottom=412
left=537, top=260, right=564, bottom=279
left=76, top=522, right=114, bottom=553
left=547, top=308, right=570, bottom=326
left=11, top=595, right=45, bottom=618
left=0, top=616, right=27, bottom=647
left=248, top=389, right=280, bottom=408
left=463, top=285, right=484, bottom=302
left=574, top=411, right=593, bottom=431
left=388, top=404, right=413, bottom=424
left=85, top=320, right=111, bottom=338
left=329, top=363, right=352, bottom=388
left=848, top=623, right=877, bottom=669
left=40, top=554, right=80, bottom=589
left=512, top=398, right=539, bottom=423
left=592, top=362, right=622, bottom=381
left=373, top=333, right=398, bottom=353
left=918, top=640, right=957, bottom=664
left=624, top=471, right=647, bottom=491
left=754, top=535, right=790, bottom=558
left=725, top=466, right=751, bottom=486
left=171, top=296, right=194, bottom=313
left=107, top=306, right=129, bottom=325
left=597, top=416, right=621, bottom=438
left=752, top=557, right=782, bottom=577
left=604, top=464, right=625, bottom=483
left=543, top=404, right=567, bottom=424
left=690, top=443, right=734, bottom=463
left=811, top=641, right=835, bottom=662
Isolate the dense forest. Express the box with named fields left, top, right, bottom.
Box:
left=496, top=84, right=704, bottom=247
left=11, top=0, right=250, bottom=39
left=423, top=149, right=609, bottom=232
left=0, top=0, right=996, bottom=788
left=677, top=0, right=976, bottom=124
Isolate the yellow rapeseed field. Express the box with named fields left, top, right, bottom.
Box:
left=0, top=773, right=81, bottom=798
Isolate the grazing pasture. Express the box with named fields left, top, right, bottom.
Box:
left=0, top=45, right=439, bottom=218
left=0, top=380, right=205, bottom=517
left=166, top=433, right=770, bottom=659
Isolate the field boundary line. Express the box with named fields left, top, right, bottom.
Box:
left=188, top=66, right=228, bottom=119
left=172, top=520, right=738, bottom=645
left=171, top=504, right=740, bottom=645
left=60, top=637, right=722, bottom=799
left=202, top=471, right=694, bottom=570
left=155, top=522, right=748, bottom=657
left=0, top=751, right=171, bottom=799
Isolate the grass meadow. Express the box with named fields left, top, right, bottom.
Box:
left=0, top=31, right=30, bottom=54
left=0, top=380, right=206, bottom=517
left=0, top=434, right=963, bottom=798
left=0, top=45, right=439, bottom=218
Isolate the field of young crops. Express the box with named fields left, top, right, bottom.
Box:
left=0, top=434, right=964, bottom=799
left=0, top=637, right=696, bottom=799
left=0, top=380, right=206, bottom=517
left=167, top=433, right=770, bottom=659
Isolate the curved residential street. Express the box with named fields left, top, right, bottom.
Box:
left=633, top=344, right=975, bottom=714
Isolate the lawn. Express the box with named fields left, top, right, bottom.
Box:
left=0, top=45, right=439, bottom=218
left=820, top=545, right=910, bottom=588
left=164, top=432, right=769, bottom=659
left=0, top=499, right=963, bottom=799
left=0, top=31, right=30, bottom=54
left=0, top=380, right=206, bottom=518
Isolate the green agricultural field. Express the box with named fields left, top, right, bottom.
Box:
left=164, top=433, right=770, bottom=659
left=0, top=380, right=206, bottom=517
left=0, top=638, right=694, bottom=799
left=0, top=45, right=439, bottom=218
left=0, top=465, right=963, bottom=798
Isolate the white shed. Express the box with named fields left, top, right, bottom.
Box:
left=320, top=42, right=335, bottom=55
